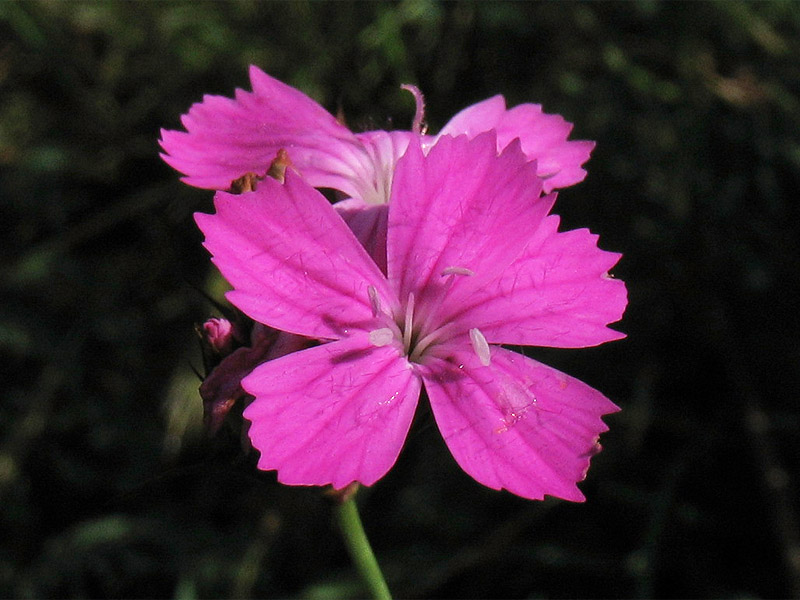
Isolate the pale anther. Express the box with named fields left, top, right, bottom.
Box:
left=441, top=266, right=475, bottom=277
left=469, top=328, right=491, bottom=367
left=369, top=328, right=394, bottom=347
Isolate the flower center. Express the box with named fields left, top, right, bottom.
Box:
left=367, top=267, right=491, bottom=367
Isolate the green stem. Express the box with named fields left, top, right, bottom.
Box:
left=334, top=494, right=392, bottom=600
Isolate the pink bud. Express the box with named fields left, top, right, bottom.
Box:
left=201, top=317, right=235, bottom=356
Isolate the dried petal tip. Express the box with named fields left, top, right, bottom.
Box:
left=229, top=172, right=263, bottom=194
left=267, top=149, right=293, bottom=183
left=400, top=84, right=426, bottom=134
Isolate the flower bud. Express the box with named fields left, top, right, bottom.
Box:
left=201, top=317, right=235, bottom=356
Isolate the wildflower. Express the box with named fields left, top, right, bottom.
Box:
left=160, top=67, right=594, bottom=204
left=195, top=132, right=626, bottom=501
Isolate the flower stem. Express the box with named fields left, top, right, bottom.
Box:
left=334, top=494, right=392, bottom=600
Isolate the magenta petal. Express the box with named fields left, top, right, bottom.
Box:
left=444, top=215, right=627, bottom=348
left=387, top=133, right=550, bottom=308
left=437, top=95, right=507, bottom=138
left=196, top=173, right=394, bottom=340
left=494, top=105, right=594, bottom=192
left=242, top=334, right=421, bottom=488
left=422, top=346, right=618, bottom=501
left=351, top=130, right=416, bottom=205
left=335, top=198, right=389, bottom=274
left=438, top=96, right=594, bottom=192
left=160, top=66, right=368, bottom=196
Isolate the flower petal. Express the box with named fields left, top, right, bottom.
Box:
left=351, top=130, right=415, bottom=205
left=421, top=346, right=618, bottom=501
left=160, top=66, right=369, bottom=196
left=443, top=214, right=627, bottom=348
left=439, top=96, right=594, bottom=192
left=437, top=95, right=507, bottom=138
left=195, top=172, right=394, bottom=340
left=387, top=133, right=550, bottom=313
left=242, top=334, right=421, bottom=489
left=335, top=198, right=389, bottom=274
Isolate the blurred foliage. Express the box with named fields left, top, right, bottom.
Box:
left=2, top=1, right=800, bottom=598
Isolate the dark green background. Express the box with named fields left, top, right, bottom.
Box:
left=2, top=1, right=799, bottom=598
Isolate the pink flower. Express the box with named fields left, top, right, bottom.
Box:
left=195, top=132, right=626, bottom=501
left=160, top=66, right=594, bottom=204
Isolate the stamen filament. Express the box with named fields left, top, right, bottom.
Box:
left=409, top=322, right=458, bottom=363
left=416, top=267, right=475, bottom=344
left=403, top=293, right=415, bottom=354
left=368, top=285, right=382, bottom=318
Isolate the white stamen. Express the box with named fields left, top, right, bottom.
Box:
left=441, top=266, right=475, bottom=277
left=367, top=285, right=382, bottom=317
left=469, top=328, right=491, bottom=367
left=403, top=293, right=415, bottom=353
left=369, top=328, right=394, bottom=347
